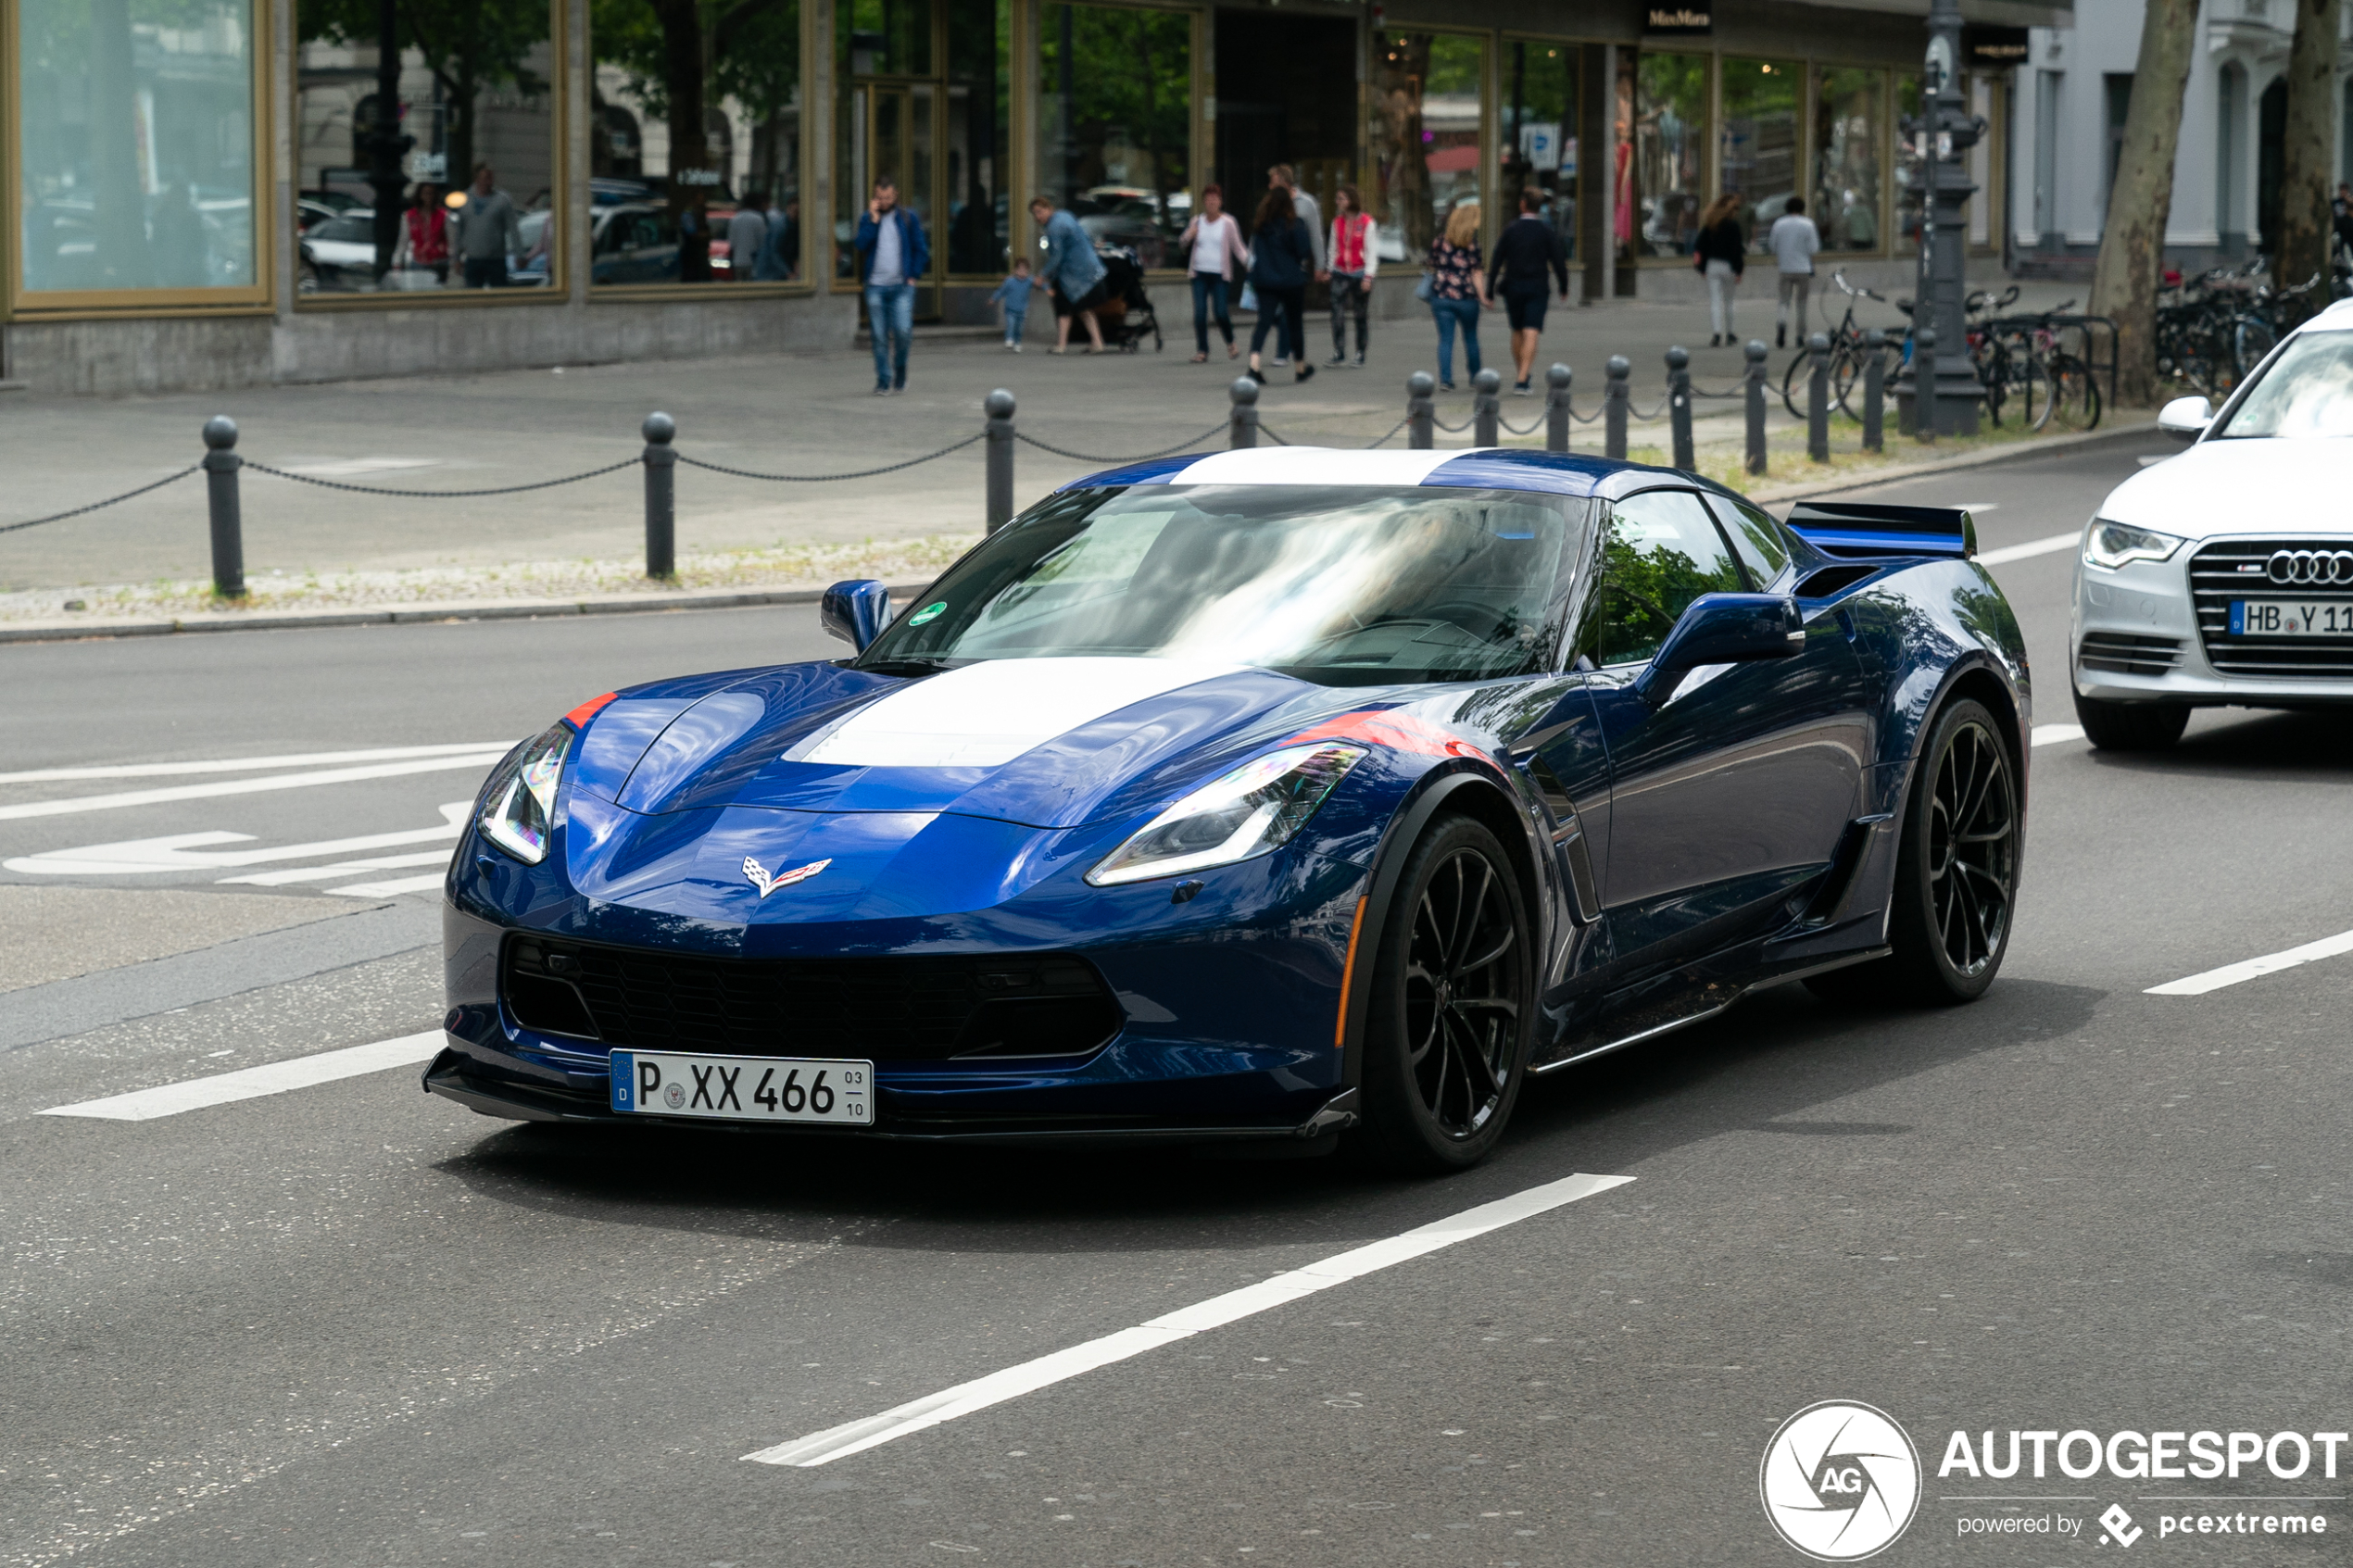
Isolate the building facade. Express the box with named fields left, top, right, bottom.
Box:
left=4, top=0, right=2058, bottom=395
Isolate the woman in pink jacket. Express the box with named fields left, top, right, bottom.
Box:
left=1176, top=185, right=1249, bottom=362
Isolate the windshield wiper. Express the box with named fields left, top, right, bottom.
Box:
left=859, top=656, right=958, bottom=677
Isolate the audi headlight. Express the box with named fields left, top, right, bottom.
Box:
left=1087, top=743, right=1367, bottom=887
left=478, top=722, right=573, bottom=864
left=2083, top=519, right=2184, bottom=571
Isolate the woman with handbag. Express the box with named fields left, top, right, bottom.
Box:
left=1425, top=201, right=1488, bottom=391
left=1176, top=185, right=1247, bottom=362
left=1692, top=194, right=1746, bottom=347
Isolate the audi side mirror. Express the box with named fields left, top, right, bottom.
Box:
left=1636, top=593, right=1806, bottom=707
left=2158, top=395, right=2212, bottom=442
left=821, top=579, right=893, bottom=652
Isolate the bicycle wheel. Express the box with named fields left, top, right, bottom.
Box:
left=2048, top=354, right=2100, bottom=431
left=2016, top=352, right=2054, bottom=432
left=1831, top=346, right=1863, bottom=418
left=1780, top=354, right=1809, bottom=420
left=2233, top=316, right=2277, bottom=380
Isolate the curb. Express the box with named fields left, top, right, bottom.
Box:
left=0, top=581, right=936, bottom=647
left=1746, top=418, right=2161, bottom=504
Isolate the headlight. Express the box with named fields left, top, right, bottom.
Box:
left=1087, top=743, right=1367, bottom=887
left=478, top=722, right=573, bottom=864
left=2083, top=519, right=2184, bottom=571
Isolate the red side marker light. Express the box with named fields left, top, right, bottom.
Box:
left=563, top=691, right=619, bottom=729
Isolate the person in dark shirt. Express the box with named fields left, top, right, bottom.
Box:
left=1489, top=188, right=1570, bottom=395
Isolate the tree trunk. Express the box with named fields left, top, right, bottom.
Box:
left=648, top=0, right=712, bottom=278
left=2276, top=0, right=2343, bottom=317
left=2087, top=0, right=2202, bottom=407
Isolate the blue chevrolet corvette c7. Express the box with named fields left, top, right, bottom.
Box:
left=425, top=445, right=2029, bottom=1171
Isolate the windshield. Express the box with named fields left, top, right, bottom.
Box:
left=2213, top=329, right=2353, bottom=438
left=858, top=484, right=1589, bottom=686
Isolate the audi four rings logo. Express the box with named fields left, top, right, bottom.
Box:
left=2267, top=548, right=2353, bottom=584
left=1761, top=1401, right=1923, bottom=1560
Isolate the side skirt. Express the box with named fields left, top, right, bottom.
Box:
left=1529, top=947, right=1893, bottom=1076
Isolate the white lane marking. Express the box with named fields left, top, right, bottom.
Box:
left=0, top=743, right=512, bottom=786
left=2031, top=723, right=2086, bottom=746
left=6, top=803, right=471, bottom=875
left=38, top=1031, right=445, bottom=1121
left=1948, top=502, right=2000, bottom=512
left=0, top=755, right=505, bottom=823
left=1977, top=532, right=2078, bottom=567
left=2145, top=929, right=2353, bottom=996
left=326, top=872, right=448, bottom=897
left=744, top=1170, right=1634, bottom=1468
left=217, top=850, right=453, bottom=886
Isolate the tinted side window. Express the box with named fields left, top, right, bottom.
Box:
left=1591, top=490, right=1746, bottom=667
left=1706, top=494, right=1793, bottom=585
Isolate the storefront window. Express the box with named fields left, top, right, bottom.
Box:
left=1814, top=66, right=1885, bottom=254
left=1634, top=53, right=1707, bottom=257
left=1720, top=57, right=1799, bottom=255
left=835, top=0, right=934, bottom=282
left=591, top=0, right=804, bottom=287
left=1372, top=31, right=1486, bottom=262
left=1037, top=3, right=1192, bottom=270
left=947, top=0, right=1011, bottom=274
left=1500, top=42, right=1578, bottom=263
left=17, top=0, right=258, bottom=296
left=293, top=1, right=556, bottom=295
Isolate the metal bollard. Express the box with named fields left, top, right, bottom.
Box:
left=1914, top=327, right=1937, bottom=445
left=1604, top=356, right=1630, bottom=460
left=1743, top=340, right=1769, bottom=477
left=984, top=388, right=1016, bottom=533
left=1228, top=376, right=1259, bottom=449
left=1545, top=363, right=1572, bottom=453
left=1862, top=329, right=1886, bottom=452
left=1806, top=333, right=1831, bottom=464
left=201, top=416, right=245, bottom=600
left=641, top=411, right=676, bottom=579
left=1666, top=346, right=1694, bottom=470
left=1407, top=371, right=1436, bottom=450
left=1473, top=369, right=1503, bottom=445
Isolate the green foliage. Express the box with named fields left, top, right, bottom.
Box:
left=1038, top=4, right=1190, bottom=202
left=1592, top=508, right=1742, bottom=666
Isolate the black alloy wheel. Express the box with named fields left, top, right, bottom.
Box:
left=1359, top=816, right=1531, bottom=1172
left=1807, top=697, right=2020, bottom=1007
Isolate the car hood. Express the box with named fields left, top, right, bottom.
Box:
left=2103, top=437, right=2353, bottom=535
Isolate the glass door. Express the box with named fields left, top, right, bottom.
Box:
left=852, top=82, right=943, bottom=318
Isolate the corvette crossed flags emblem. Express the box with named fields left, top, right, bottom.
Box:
left=742, top=856, right=832, bottom=897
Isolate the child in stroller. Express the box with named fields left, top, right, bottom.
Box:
left=1087, top=243, right=1163, bottom=353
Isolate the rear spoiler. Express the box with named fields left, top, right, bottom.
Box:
left=1784, top=501, right=1978, bottom=560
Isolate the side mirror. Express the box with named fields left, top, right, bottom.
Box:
left=2158, top=395, right=2212, bottom=442
left=821, top=579, right=893, bottom=652
left=1635, top=593, right=1805, bottom=707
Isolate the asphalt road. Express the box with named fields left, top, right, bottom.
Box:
left=5, top=428, right=2350, bottom=1568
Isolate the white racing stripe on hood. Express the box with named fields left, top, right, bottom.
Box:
left=802, top=657, right=1248, bottom=768
left=1157, top=447, right=1487, bottom=486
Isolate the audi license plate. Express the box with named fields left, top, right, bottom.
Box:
left=609, top=1050, right=874, bottom=1125
left=2229, top=599, right=2353, bottom=637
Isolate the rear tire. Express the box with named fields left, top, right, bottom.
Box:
left=1805, top=698, right=2020, bottom=1008
left=2072, top=688, right=2189, bottom=750
left=1356, top=816, right=1533, bottom=1173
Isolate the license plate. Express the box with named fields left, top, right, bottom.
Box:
left=609, top=1050, right=875, bottom=1126
left=2229, top=598, right=2353, bottom=636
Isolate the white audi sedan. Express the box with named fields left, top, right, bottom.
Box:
left=2071, top=299, right=2353, bottom=748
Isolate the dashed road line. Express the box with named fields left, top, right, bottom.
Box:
left=0, top=743, right=510, bottom=786
left=326, top=872, right=448, bottom=897
left=6, top=802, right=469, bottom=875
left=0, top=754, right=506, bottom=822
left=2032, top=723, right=2085, bottom=746
left=1978, top=532, right=2078, bottom=567
left=219, top=851, right=453, bottom=886
left=743, top=1170, right=1634, bottom=1468
left=38, top=1031, right=445, bottom=1121
left=2145, top=929, right=2353, bottom=996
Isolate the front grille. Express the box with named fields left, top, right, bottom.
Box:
left=2076, top=631, right=2183, bottom=675
left=2191, top=538, right=2353, bottom=678
left=502, top=936, right=1124, bottom=1061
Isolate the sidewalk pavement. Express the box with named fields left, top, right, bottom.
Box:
left=0, top=281, right=2090, bottom=602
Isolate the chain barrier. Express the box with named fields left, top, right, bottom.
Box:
left=1496, top=411, right=1548, bottom=438
left=1362, top=416, right=1411, bottom=449
left=677, top=433, right=986, bottom=483
left=1569, top=406, right=1604, bottom=424
left=1253, top=424, right=1294, bottom=446
left=1013, top=419, right=1226, bottom=465
left=1430, top=412, right=1477, bottom=433
left=245, top=457, right=640, bottom=497
left=1691, top=383, right=1748, bottom=399
left=1628, top=396, right=1671, bottom=421
left=0, top=465, right=201, bottom=535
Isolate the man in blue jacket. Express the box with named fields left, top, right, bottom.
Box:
left=1029, top=194, right=1107, bottom=354
left=855, top=178, right=929, bottom=395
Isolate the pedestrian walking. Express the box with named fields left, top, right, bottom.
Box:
left=1692, top=194, right=1746, bottom=348
left=1177, top=184, right=1247, bottom=361
left=453, top=163, right=522, bottom=288
left=988, top=257, right=1041, bottom=350
left=725, top=200, right=768, bottom=282
left=856, top=176, right=929, bottom=395
left=1325, top=185, right=1378, bottom=368
left=751, top=192, right=791, bottom=280
left=1425, top=200, right=1488, bottom=391
left=1030, top=194, right=1109, bottom=355
left=396, top=183, right=448, bottom=284
left=1489, top=187, right=1568, bottom=394
left=1768, top=196, right=1820, bottom=348
left=1244, top=186, right=1315, bottom=386
left=1269, top=165, right=1326, bottom=365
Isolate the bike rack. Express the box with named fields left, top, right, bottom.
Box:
left=2042, top=314, right=2120, bottom=410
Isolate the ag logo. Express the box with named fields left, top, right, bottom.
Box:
left=1759, top=1400, right=1921, bottom=1561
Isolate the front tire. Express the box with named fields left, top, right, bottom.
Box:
left=1357, top=816, right=1532, bottom=1173
left=2072, top=688, right=2189, bottom=750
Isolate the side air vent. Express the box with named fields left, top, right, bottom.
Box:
left=1794, top=564, right=1879, bottom=598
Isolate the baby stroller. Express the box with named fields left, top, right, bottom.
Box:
left=1088, top=242, right=1163, bottom=353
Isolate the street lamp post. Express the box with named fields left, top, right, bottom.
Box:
left=1894, top=0, right=1985, bottom=437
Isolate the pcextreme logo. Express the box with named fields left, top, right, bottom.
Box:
left=1760, top=1401, right=1924, bottom=1561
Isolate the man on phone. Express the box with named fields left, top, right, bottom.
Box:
left=855, top=177, right=930, bottom=395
